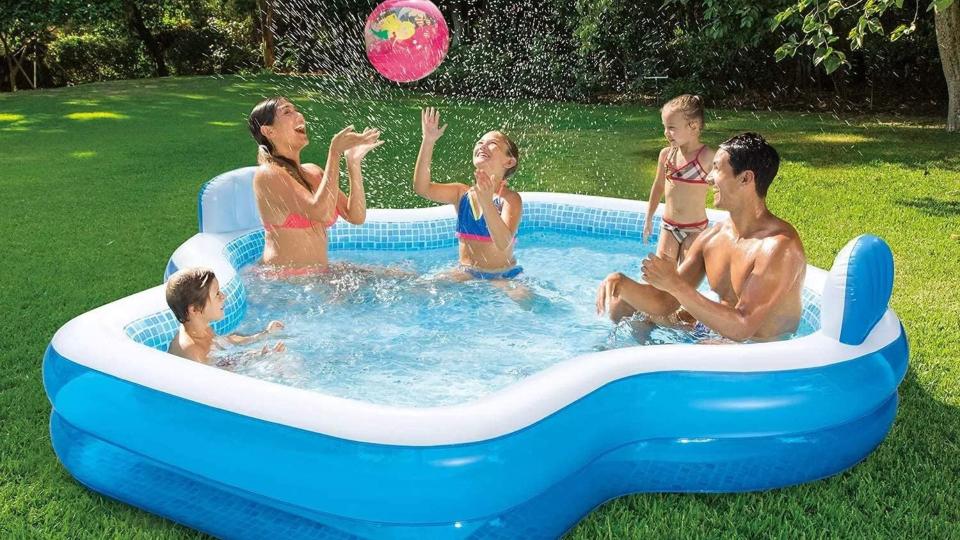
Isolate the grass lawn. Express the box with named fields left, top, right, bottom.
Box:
left=1, top=74, right=958, bottom=538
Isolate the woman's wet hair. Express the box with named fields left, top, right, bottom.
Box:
left=249, top=97, right=313, bottom=192
left=663, top=94, right=705, bottom=131
left=718, top=132, right=780, bottom=198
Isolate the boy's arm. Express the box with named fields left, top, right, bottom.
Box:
left=225, top=320, right=283, bottom=346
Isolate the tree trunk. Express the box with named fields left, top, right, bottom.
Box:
left=257, top=0, right=275, bottom=70
left=935, top=1, right=960, bottom=132
left=0, top=32, right=17, bottom=92
left=122, top=0, right=168, bottom=77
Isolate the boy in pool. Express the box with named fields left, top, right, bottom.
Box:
left=413, top=107, right=524, bottom=282
left=165, top=267, right=285, bottom=364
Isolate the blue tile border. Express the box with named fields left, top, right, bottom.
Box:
left=127, top=201, right=821, bottom=349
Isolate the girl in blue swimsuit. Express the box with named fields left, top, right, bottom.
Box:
left=413, top=107, right=523, bottom=281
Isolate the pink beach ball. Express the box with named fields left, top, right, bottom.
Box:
left=364, top=0, right=450, bottom=83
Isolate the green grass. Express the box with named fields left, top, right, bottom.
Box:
left=1, top=75, right=958, bottom=538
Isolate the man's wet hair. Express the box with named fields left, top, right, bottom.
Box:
left=718, top=132, right=780, bottom=198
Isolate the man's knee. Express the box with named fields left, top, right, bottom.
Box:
left=608, top=297, right=637, bottom=322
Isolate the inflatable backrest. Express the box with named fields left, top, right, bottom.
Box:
left=198, top=167, right=259, bottom=233
left=821, top=235, right=895, bottom=345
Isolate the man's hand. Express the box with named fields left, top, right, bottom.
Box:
left=595, top=272, right=625, bottom=315
left=641, top=254, right=685, bottom=295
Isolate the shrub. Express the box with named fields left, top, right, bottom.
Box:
left=46, top=33, right=150, bottom=86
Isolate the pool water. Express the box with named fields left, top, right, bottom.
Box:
left=223, top=231, right=730, bottom=406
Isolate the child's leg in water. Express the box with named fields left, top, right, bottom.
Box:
left=489, top=278, right=534, bottom=306
left=656, top=227, right=681, bottom=262
left=433, top=267, right=474, bottom=282
left=679, top=230, right=702, bottom=264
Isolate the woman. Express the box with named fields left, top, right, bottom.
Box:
left=248, top=97, right=383, bottom=270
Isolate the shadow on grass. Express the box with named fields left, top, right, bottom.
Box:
left=895, top=197, right=960, bottom=218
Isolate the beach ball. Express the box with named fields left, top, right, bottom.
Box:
left=364, top=0, right=450, bottom=83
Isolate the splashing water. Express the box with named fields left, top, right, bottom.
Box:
left=217, top=231, right=730, bottom=407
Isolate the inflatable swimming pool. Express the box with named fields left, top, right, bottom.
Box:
left=44, top=167, right=908, bottom=539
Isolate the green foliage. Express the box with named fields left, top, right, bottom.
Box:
left=774, top=0, right=956, bottom=74
left=0, top=75, right=958, bottom=538
left=161, top=17, right=259, bottom=75
left=419, top=0, right=588, bottom=100
left=46, top=33, right=150, bottom=85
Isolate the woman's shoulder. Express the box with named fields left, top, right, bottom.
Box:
left=253, top=163, right=280, bottom=183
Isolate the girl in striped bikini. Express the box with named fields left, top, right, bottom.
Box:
left=642, top=95, right=715, bottom=264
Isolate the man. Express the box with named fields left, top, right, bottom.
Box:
left=596, top=133, right=807, bottom=342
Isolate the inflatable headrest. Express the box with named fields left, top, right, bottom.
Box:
left=198, top=167, right=260, bottom=233
left=821, top=235, right=895, bottom=345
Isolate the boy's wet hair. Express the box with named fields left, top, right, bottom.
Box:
left=663, top=94, right=705, bottom=131
left=718, top=132, right=780, bottom=198
left=493, top=131, right=520, bottom=179
left=166, top=268, right=216, bottom=324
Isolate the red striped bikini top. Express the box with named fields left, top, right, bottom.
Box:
left=663, top=145, right=708, bottom=185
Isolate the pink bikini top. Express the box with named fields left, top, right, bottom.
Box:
left=663, top=145, right=708, bottom=185
left=263, top=210, right=338, bottom=232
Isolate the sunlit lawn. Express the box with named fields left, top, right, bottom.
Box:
left=1, top=75, right=958, bottom=538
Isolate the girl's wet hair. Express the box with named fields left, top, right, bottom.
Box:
left=493, top=131, right=520, bottom=178
left=663, top=94, right=705, bottom=131
left=248, top=97, right=313, bottom=193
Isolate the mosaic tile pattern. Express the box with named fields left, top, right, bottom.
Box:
left=124, top=276, right=245, bottom=352
left=227, top=230, right=265, bottom=269
left=127, top=202, right=823, bottom=349
left=328, top=218, right=458, bottom=251
left=799, top=287, right=822, bottom=335
left=522, top=203, right=658, bottom=239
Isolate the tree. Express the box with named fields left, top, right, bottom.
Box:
left=255, top=0, right=275, bottom=70
left=0, top=1, right=63, bottom=91
left=774, top=0, right=959, bottom=131
left=121, top=0, right=169, bottom=77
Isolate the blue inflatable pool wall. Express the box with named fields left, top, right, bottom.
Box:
left=43, top=168, right=908, bottom=539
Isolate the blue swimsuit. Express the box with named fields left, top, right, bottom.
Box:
left=455, top=191, right=522, bottom=279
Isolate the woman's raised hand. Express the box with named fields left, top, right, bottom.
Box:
left=332, top=125, right=381, bottom=154
left=345, top=128, right=386, bottom=163
left=421, top=107, right=447, bottom=143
